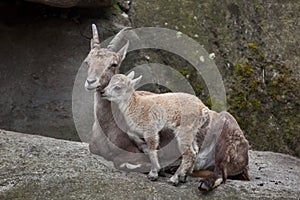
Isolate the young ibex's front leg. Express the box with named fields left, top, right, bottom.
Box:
left=169, top=129, right=197, bottom=186
left=169, top=145, right=196, bottom=185
left=144, top=132, right=160, bottom=181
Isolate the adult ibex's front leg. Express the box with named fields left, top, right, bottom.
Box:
left=89, top=122, right=112, bottom=160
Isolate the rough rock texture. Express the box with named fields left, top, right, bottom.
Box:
left=26, top=0, right=113, bottom=8
left=0, top=1, right=299, bottom=158
left=129, top=0, right=300, bottom=157
left=0, top=129, right=299, bottom=199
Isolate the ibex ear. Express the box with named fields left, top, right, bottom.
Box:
left=201, top=108, right=210, bottom=128
left=118, top=40, right=129, bottom=61
left=127, top=71, right=135, bottom=80
left=131, top=75, right=142, bottom=88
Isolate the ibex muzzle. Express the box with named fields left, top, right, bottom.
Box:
left=84, top=24, right=130, bottom=92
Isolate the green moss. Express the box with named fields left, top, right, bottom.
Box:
left=194, top=84, right=204, bottom=96
left=205, top=97, right=212, bottom=108
left=205, top=97, right=226, bottom=112
left=254, top=2, right=262, bottom=12
left=178, top=68, right=190, bottom=77
left=229, top=58, right=300, bottom=156
left=259, top=52, right=265, bottom=60
left=248, top=42, right=259, bottom=52
left=113, top=0, right=122, bottom=13
left=235, top=63, right=254, bottom=77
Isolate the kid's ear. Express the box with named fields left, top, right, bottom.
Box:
left=127, top=71, right=135, bottom=80
left=131, top=75, right=142, bottom=88
left=118, top=40, right=129, bottom=61
left=201, top=108, right=210, bottom=128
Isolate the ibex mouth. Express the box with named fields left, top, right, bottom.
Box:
left=85, top=78, right=100, bottom=92
left=85, top=86, right=97, bottom=92
left=96, top=85, right=103, bottom=91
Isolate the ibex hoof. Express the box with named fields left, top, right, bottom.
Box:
left=168, top=175, right=179, bottom=186
left=198, top=177, right=223, bottom=191
left=198, top=180, right=211, bottom=191
left=147, top=171, right=158, bottom=181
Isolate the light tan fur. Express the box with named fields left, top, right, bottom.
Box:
left=101, top=72, right=209, bottom=185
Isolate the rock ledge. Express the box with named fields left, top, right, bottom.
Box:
left=0, top=130, right=299, bottom=199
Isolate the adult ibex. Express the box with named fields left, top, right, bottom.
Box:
left=83, top=24, right=250, bottom=191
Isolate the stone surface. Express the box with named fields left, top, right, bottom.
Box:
left=0, top=129, right=299, bottom=199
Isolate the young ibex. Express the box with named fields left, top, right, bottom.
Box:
left=101, top=72, right=209, bottom=185
left=84, top=24, right=250, bottom=191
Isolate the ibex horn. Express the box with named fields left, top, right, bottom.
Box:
left=91, top=24, right=100, bottom=48
left=107, top=27, right=131, bottom=52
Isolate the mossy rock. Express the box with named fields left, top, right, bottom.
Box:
left=129, top=0, right=300, bottom=157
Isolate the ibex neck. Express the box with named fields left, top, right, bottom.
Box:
left=117, top=91, right=138, bottom=114
left=94, top=91, right=113, bottom=120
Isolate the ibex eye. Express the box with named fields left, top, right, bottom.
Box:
left=110, top=63, right=118, bottom=68
left=115, top=86, right=121, bottom=90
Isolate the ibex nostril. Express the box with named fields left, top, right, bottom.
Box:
left=87, top=79, right=97, bottom=85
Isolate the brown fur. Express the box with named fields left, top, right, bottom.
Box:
left=196, top=111, right=250, bottom=191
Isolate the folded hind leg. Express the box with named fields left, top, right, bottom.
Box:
left=198, top=131, right=249, bottom=191
left=198, top=158, right=227, bottom=191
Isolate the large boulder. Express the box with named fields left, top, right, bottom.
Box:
left=1, top=130, right=299, bottom=199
